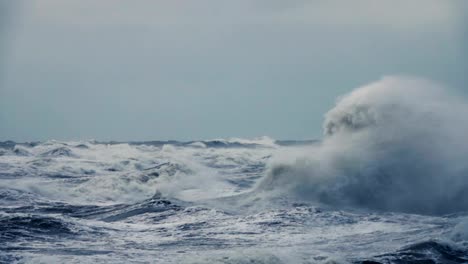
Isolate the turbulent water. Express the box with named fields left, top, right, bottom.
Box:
left=2, top=77, right=468, bottom=263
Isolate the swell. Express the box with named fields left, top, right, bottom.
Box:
left=0, top=214, right=74, bottom=243
left=356, top=240, right=468, bottom=264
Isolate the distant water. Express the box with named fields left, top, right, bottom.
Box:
left=2, top=77, right=468, bottom=263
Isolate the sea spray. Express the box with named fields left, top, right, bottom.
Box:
left=258, top=76, right=468, bottom=214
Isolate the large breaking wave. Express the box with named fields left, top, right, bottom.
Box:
left=258, top=76, right=468, bottom=215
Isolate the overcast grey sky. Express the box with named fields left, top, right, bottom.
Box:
left=1, top=0, right=467, bottom=141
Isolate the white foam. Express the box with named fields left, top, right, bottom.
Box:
left=0, top=139, right=274, bottom=204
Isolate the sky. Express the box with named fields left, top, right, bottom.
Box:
left=0, top=0, right=467, bottom=141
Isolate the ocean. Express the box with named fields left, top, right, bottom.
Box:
left=2, top=77, right=468, bottom=263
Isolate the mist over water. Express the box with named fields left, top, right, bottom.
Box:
left=259, top=76, right=468, bottom=215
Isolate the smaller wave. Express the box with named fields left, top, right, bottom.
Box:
left=203, top=136, right=277, bottom=148
left=5, top=196, right=185, bottom=222
left=40, top=146, right=75, bottom=157
left=0, top=214, right=74, bottom=242
left=358, top=240, right=468, bottom=264
left=98, top=197, right=182, bottom=222
left=0, top=140, right=16, bottom=150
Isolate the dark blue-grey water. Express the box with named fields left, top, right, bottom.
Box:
left=1, top=138, right=468, bottom=264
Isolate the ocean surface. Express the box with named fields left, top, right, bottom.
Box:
left=2, top=77, right=468, bottom=263
left=1, top=138, right=467, bottom=264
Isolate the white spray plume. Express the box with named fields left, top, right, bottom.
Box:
left=258, top=76, right=468, bottom=215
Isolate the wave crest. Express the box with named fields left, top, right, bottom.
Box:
left=258, top=76, right=468, bottom=215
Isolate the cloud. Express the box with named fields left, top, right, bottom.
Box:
left=273, top=0, right=462, bottom=30
left=15, top=0, right=465, bottom=31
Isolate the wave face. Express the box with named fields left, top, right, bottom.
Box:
left=258, top=77, right=468, bottom=215
left=1, top=77, right=468, bottom=263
